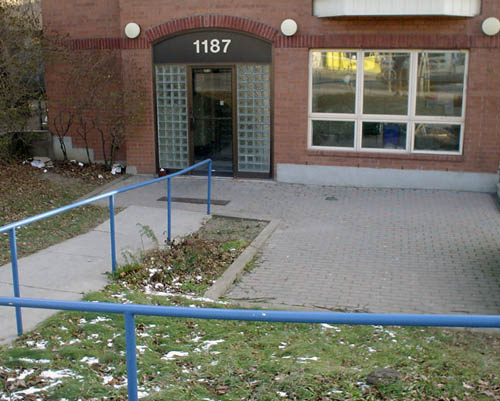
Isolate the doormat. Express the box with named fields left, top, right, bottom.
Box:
left=157, top=196, right=230, bottom=206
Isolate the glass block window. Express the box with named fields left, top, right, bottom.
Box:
left=155, top=65, right=189, bottom=169
left=237, top=64, right=271, bottom=173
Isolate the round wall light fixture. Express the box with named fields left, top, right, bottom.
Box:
left=482, top=17, right=500, bottom=36
left=125, top=22, right=141, bottom=39
left=281, top=19, right=298, bottom=36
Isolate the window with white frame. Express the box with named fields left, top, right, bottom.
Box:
left=309, top=50, right=468, bottom=154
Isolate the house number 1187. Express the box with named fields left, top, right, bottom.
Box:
left=193, top=39, right=232, bottom=54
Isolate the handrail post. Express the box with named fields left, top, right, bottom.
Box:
left=109, top=195, right=117, bottom=274
left=167, top=177, right=172, bottom=243
left=9, top=228, right=23, bottom=336
left=124, top=312, right=138, bottom=401
left=207, top=159, right=212, bottom=215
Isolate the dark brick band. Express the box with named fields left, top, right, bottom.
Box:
left=64, top=14, right=500, bottom=50
left=66, top=34, right=499, bottom=51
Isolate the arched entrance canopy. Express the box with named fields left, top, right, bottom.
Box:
left=153, top=30, right=272, bottom=64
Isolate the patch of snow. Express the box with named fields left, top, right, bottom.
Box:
left=297, top=356, right=319, bottom=363
left=7, top=369, right=34, bottom=382
left=35, top=340, right=48, bottom=349
left=13, top=380, right=62, bottom=396
left=196, top=339, right=224, bottom=352
left=80, top=357, right=99, bottom=366
left=136, top=346, right=149, bottom=354
left=40, top=369, right=79, bottom=379
left=144, top=288, right=228, bottom=304
left=161, top=351, right=189, bottom=361
left=18, top=358, right=50, bottom=364
left=89, top=316, right=112, bottom=325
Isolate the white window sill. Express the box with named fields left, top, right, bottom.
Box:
left=313, top=0, right=481, bottom=17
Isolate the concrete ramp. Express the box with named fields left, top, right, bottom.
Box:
left=0, top=206, right=207, bottom=344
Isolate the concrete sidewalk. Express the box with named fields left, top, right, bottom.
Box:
left=0, top=205, right=207, bottom=344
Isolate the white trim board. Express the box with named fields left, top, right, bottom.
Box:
left=277, top=163, right=498, bottom=193
left=313, top=0, right=481, bottom=17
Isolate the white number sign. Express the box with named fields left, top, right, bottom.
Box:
left=193, top=39, right=232, bottom=54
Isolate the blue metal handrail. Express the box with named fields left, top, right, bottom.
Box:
left=1, top=296, right=499, bottom=401
left=0, top=159, right=213, bottom=336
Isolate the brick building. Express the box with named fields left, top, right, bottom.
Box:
left=41, top=0, right=500, bottom=191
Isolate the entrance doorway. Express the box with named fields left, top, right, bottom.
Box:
left=154, top=30, right=272, bottom=177
left=191, top=67, right=234, bottom=175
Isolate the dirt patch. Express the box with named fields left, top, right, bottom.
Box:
left=116, top=216, right=268, bottom=296
left=197, top=215, right=268, bottom=243
left=38, top=171, right=81, bottom=185
left=39, top=160, right=120, bottom=185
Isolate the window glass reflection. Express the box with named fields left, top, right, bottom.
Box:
left=362, top=122, right=407, bottom=149
left=416, top=52, right=465, bottom=117
left=312, top=120, right=355, bottom=147
left=414, top=123, right=460, bottom=152
left=363, top=52, right=409, bottom=115
left=311, top=51, right=357, bottom=114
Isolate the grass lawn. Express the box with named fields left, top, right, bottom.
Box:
left=0, top=161, right=118, bottom=265
left=0, top=217, right=499, bottom=401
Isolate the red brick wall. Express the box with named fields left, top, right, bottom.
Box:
left=42, top=0, right=500, bottom=175
left=121, top=49, right=155, bottom=172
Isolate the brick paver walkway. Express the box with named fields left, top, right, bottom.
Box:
left=113, top=176, right=500, bottom=314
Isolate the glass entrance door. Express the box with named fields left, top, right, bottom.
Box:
left=191, top=67, right=233, bottom=175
